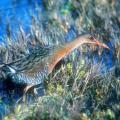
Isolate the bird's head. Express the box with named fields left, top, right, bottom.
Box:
left=81, top=34, right=110, bottom=49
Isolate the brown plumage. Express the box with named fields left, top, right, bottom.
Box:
left=1, top=34, right=109, bottom=95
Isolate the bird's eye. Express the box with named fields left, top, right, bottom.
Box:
left=89, top=36, right=95, bottom=40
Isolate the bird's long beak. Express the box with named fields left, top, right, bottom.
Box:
left=89, top=36, right=110, bottom=49
left=94, top=40, right=110, bottom=49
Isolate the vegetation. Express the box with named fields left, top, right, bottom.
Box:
left=0, top=0, right=120, bottom=120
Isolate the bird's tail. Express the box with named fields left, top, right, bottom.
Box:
left=0, top=61, right=7, bottom=68
left=0, top=61, right=8, bottom=79
left=0, top=60, right=18, bottom=80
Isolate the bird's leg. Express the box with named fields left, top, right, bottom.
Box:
left=23, top=85, right=38, bottom=102
left=33, top=88, right=38, bottom=95
left=23, top=85, right=34, bottom=102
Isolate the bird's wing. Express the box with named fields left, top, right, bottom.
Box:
left=7, top=45, right=57, bottom=72
left=12, top=60, right=49, bottom=85
left=15, top=45, right=64, bottom=75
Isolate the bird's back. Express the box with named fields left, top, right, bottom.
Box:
left=8, top=45, right=55, bottom=71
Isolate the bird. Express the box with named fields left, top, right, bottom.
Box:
left=1, top=34, right=109, bottom=97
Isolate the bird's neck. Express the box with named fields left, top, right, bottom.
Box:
left=48, top=36, right=86, bottom=73
left=65, top=36, right=86, bottom=52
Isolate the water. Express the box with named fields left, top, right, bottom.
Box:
left=0, top=0, right=44, bottom=44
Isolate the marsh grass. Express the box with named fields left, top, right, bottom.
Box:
left=1, top=0, right=120, bottom=120
left=5, top=60, right=119, bottom=120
